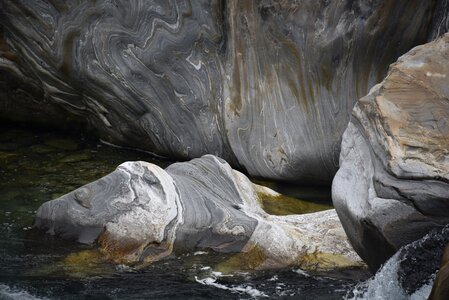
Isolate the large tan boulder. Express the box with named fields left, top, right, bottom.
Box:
left=333, top=33, right=449, bottom=271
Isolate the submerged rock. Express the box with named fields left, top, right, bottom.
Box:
left=332, top=33, right=449, bottom=271
left=35, top=155, right=362, bottom=270
left=1, top=1, right=446, bottom=183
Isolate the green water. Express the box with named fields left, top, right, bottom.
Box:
left=0, top=125, right=368, bottom=299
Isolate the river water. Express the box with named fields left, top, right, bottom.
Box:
left=0, top=126, right=370, bottom=299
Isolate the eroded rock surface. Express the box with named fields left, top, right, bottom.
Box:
left=35, top=155, right=362, bottom=270
left=1, top=0, right=446, bottom=183
left=332, top=33, right=449, bottom=271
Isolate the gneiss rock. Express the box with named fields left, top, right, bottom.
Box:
left=332, top=33, right=449, bottom=271
left=35, top=155, right=362, bottom=270
left=1, top=1, right=445, bottom=183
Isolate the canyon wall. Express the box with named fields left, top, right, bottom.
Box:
left=0, top=0, right=446, bottom=182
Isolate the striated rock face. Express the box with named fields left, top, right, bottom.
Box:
left=332, top=33, right=449, bottom=271
left=1, top=0, right=445, bottom=182
left=35, top=155, right=362, bottom=270
left=223, top=0, right=441, bottom=182
left=0, top=1, right=235, bottom=162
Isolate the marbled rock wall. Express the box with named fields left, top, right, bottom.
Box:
left=35, top=155, right=362, bottom=270
left=429, top=0, right=449, bottom=41
left=332, top=33, right=449, bottom=271
left=0, top=0, right=446, bottom=182
left=223, top=0, right=441, bottom=182
left=0, top=0, right=235, bottom=162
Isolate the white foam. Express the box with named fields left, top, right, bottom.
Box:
left=0, top=284, right=46, bottom=300
left=211, top=271, right=233, bottom=278
left=195, top=276, right=268, bottom=298
left=346, top=253, right=434, bottom=300
left=268, top=275, right=278, bottom=281
left=293, top=268, right=310, bottom=277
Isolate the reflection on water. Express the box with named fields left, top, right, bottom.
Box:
left=0, top=125, right=369, bottom=299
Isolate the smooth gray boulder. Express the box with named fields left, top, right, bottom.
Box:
left=35, top=155, right=362, bottom=270
left=1, top=0, right=446, bottom=183
left=332, top=33, right=449, bottom=271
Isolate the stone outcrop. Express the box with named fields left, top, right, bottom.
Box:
left=332, top=33, right=449, bottom=271
left=35, top=155, right=362, bottom=270
left=1, top=0, right=446, bottom=183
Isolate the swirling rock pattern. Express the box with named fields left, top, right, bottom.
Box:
left=0, top=0, right=447, bottom=182
left=332, top=33, right=449, bottom=271
left=223, top=0, right=442, bottom=183
left=35, top=155, right=362, bottom=270
left=0, top=0, right=234, bottom=162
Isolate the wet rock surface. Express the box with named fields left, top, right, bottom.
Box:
left=1, top=0, right=447, bottom=182
left=348, top=225, right=449, bottom=299
left=35, top=155, right=363, bottom=270
left=332, top=33, right=449, bottom=271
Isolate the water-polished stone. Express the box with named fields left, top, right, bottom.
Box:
left=35, top=155, right=362, bottom=270
left=332, top=33, right=449, bottom=271
left=1, top=1, right=447, bottom=183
